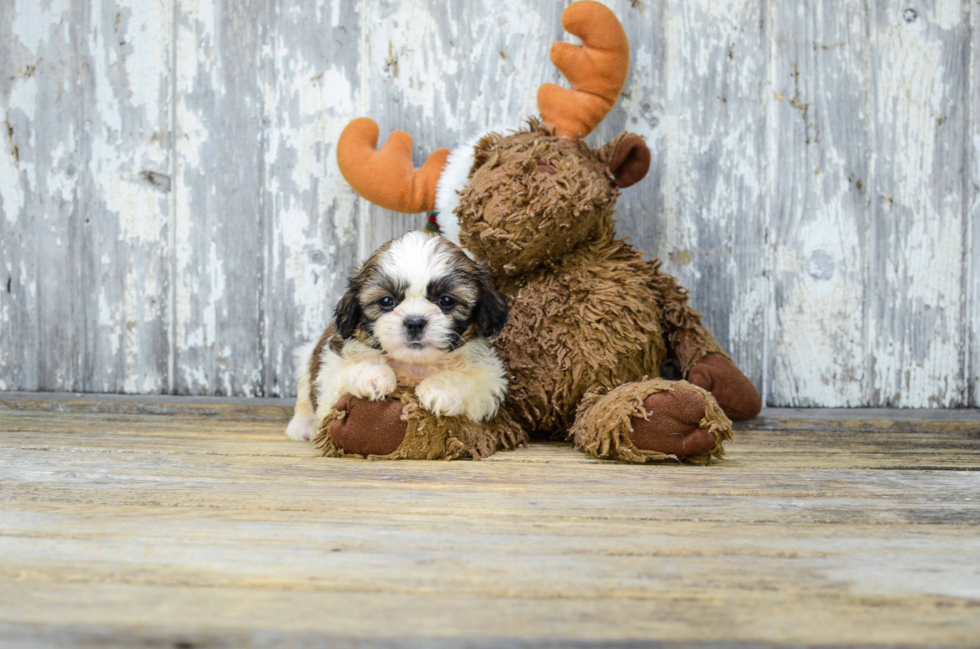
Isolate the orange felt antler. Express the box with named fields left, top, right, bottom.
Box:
left=336, top=118, right=450, bottom=213
left=538, top=1, right=630, bottom=138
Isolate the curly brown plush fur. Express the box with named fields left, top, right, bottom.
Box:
left=313, top=387, right=527, bottom=461
left=455, top=122, right=737, bottom=450
left=461, top=125, right=614, bottom=277
left=570, top=379, right=732, bottom=464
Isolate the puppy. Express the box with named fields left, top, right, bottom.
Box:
left=285, top=231, right=510, bottom=442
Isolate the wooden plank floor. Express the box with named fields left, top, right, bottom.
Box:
left=1, top=394, right=979, bottom=648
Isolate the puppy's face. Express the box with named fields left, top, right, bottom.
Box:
left=334, top=231, right=508, bottom=363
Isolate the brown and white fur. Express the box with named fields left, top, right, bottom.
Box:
left=285, top=231, right=510, bottom=442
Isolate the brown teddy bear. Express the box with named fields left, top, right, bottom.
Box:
left=316, top=0, right=761, bottom=463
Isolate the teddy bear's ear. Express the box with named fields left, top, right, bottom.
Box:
left=598, top=133, right=651, bottom=188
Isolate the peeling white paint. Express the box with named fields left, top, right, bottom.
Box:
left=0, top=117, right=24, bottom=223
left=869, top=2, right=968, bottom=406
left=11, top=0, right=70, bottom=56
left=106, top=175, right=167, bottom=243
left=661, top=0, right=767, bottom=396
left=4, top=75, right=40, bottom=212
left=99, top=291, right=121, bottom=357
left=118, top=0, right=171, bottom=127
left=618, top=44, right=661, bottom=138
left=770, top=0, right=871, bottom=407
left=370, top=2, right=457, bottom=129
left=928, top=0, right=961, bottom=31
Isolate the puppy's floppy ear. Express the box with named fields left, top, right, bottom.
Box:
left=334, top=277, right=363, bottom=339
left=473, top=261, right=509, bottom=337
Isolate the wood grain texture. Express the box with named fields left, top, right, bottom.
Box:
left=659, top=0, right=768, bottom=392
left=1, top=0, right=978, bottom=407
left=869, top=0, right=971, bottom=407
left=769, top=0, right=873, bottom=407
left=1, top=394, right=979, bottom=646
left=0, top=0, right=174, bottom=395
left=0, top=0, right=81, bottom=392
left=79, top=0, right=174, bottom=394
left=261, top=0, right=364, bottom=396
left=173, top=0, right=270, bottom=396
left=969, top=0, right=979, bottom=408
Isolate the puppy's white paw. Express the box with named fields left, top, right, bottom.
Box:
left=348, top=364, right=398, bottom=401
left=415, top=378, right=468, bottom=418
left=285, top=415, right=317, bottom=442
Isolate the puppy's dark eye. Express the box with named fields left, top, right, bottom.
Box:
left=438, top=295, right=456, bottom=309
left=379, top=296, right=395, bottom=310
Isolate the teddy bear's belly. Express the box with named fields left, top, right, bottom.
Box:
left=495, top=245, right=667, bottom=436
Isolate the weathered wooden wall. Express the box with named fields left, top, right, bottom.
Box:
left=0, top=0, right=977, bottom=407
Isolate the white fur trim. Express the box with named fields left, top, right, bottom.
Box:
left=435, top=126, right=517, bottom=247
left=434, top=137, right=477, bottom=246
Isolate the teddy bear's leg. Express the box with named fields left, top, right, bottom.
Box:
left=569, top=379, right=732, bottom=464
left=313, top=387, right=527, bottom=460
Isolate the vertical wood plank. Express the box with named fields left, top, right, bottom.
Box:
left=354, top=0, right=447, bottom=261
left=173, top=0, right=269, bottom=395
left=261, top=0, right=364, bottom=396
left=769, top=0, right=873, bottom=406
left=0, top=0, right=80, bottom=391
left=869, top=0, right=970, bottom=406
left=659, top=0, right=768, bottom=391
left=77, top=0, right=174, bottom=393
left=969, top=0, right=979, bottom=407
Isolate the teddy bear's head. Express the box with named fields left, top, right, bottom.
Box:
left=453, top=122, right=649, bottom=276
left=336, top=1, right=649, bottom=277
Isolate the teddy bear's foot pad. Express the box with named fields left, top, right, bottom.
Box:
left=630, top=388, right=717, bottom=456
left=686, top=354, right=762, bottom=421
left=327, top=394, right=407, bottom=456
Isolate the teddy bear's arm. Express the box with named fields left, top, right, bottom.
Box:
left=649, top=267, right=729, bottom=375
left=649, top=267, right=762, bottom=420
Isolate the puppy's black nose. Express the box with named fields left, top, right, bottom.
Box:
left=403, top=317, right=428, bottom=339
